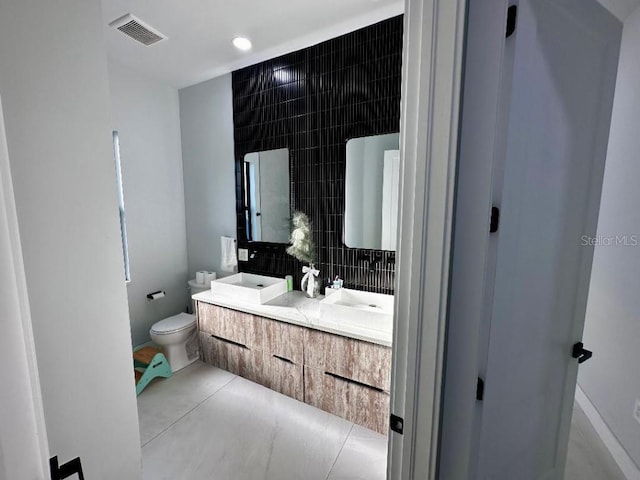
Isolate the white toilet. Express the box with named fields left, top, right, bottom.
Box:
left=150, top=313, right=198, bottom=372
left=149, top=280, right=210, bottom=372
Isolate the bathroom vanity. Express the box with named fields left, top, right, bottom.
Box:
left=193, top=290, right=392, bottom=434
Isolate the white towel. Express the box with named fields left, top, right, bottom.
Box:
left=220, top=237, right=238, bottom=273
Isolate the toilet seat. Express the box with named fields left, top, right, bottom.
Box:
left=150, top=313, right=196, bottom=335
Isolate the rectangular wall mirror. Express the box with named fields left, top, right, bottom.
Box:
left=242, top=148, right=291, bottom=243
left=344, top=133, right=400, bottom=251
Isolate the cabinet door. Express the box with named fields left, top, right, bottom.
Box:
left=198, top=303, right=262, bottom=350
left=304, top=366, right=390, bottom=435
left=259, top=353, right=304, bottom=402
left=304, top=329, right=392, bottom=392
left=199, top=332, right=263, bottom=383
left=261, top=317, right=304, bottom=365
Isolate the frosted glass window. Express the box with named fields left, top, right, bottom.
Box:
left=112, top=131, right=131, bottom=283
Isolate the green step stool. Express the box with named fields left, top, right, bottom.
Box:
left=133, top=346, right=172, bottom=396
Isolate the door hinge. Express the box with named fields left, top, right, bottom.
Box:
left=572, top=342, right=593, bottom=364
left=490, top=206, right=500, bottom=233
left=506, top=5, right=518, bottom=38
left=390, top=413, right=404, bottom=435
left=50, top=456, right=84, bottom=480
left=476, top=377, right=485, bottom=401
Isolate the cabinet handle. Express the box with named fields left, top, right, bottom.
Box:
left=211, top=334, right=248, bottom=350
left=272, top=354, right=294, bottom=364
left=324, top=371, right=386, bottom=393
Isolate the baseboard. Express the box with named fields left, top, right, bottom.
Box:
left=575, top=385, right=640, bottom=480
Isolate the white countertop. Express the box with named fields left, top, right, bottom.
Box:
left=192, top=290, right=393, bottom=347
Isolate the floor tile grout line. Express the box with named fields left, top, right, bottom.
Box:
left=325, top=422, right=356, bottom=480
left=141, top=374, right=240, bottom=448
left=141, top=374, right=239, bottom=448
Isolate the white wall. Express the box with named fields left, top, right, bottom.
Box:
left=0, top=96, right=48, bottom=480
left=0, top=1, right=141, bottom=478
left=579, top=4, right=640, bottom=469
left=179, top=75, right=236, bottom=279
left=108, top=60, right=189, bottom=346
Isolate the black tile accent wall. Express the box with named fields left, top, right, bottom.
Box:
left=232, top=16, right=403, bottom=294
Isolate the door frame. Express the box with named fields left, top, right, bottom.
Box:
left=0, top=94, right=49, bottom=477
left=388, top=0, right=467, bottom=478
left=437, top=0, right=511, bottom=477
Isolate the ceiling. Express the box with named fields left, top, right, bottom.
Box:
left=102, top=0, right=640, bottom=90
left=101, top=0, right=404, bottom=89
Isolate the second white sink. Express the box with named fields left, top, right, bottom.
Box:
left=319, top=288, right=394, bottom=332
left=210, top=273, right=287, bottom=304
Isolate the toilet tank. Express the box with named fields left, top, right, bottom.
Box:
left=188, top=279, right=210, bottom=314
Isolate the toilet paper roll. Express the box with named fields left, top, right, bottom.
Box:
left=204, top=272, right=217, bottom=285
left=147, top=290, right=165, bottom=301
left=196, top=270, right=207, bottom=284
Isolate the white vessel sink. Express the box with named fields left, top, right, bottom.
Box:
left=319, top=288, right=394, bottom=332
left=210, top=273, right=287, bottom=304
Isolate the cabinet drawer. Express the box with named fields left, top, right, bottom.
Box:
left=257, top=353, right=304, bottom=402
left=304, top=366, right=389, bottom=434
left=198, top=303, right=262, bottom=350
left=261, top=317, right=304, bottom=365
left=304, top=329, right=392, bottom=392
left=199, top=332, right=263, bottom=383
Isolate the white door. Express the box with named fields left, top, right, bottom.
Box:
left=474, top=1, right=621, bottom=478
left=0, top=96, right=49, bottom=479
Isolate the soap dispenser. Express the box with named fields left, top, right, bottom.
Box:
left=325, top=277, right=333, bottom=294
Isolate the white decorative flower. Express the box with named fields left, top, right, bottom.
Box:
left=286, top=211, right=315, bottom=264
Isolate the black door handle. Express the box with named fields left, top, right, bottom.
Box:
left=50, top=456, right=84, bottom=480
left=572, top=342, right=593, bottom=364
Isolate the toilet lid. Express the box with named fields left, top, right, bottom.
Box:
left=151, top=313, right=196, bottom=335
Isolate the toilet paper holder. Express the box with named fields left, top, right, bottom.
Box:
left=147, top=290, right=166, bottom=301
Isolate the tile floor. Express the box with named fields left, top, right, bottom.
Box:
left=138, top=361, right=625, bottom=480
left=565, top=402, right=626, bottom=480
left=138, top=361, right=387, bottom=480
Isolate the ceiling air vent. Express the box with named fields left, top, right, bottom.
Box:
left=109, top=14, right=167, bottom=46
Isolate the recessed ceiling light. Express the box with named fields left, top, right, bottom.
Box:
left=232, top=37, right=252, bottom=51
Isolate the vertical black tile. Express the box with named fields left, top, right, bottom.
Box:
left=232, top=15, right=403, bottom=294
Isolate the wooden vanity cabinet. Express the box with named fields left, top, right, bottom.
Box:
left=258, top=317, right=305, bottom=401
left=260, top=354, right=304, bottom=401
left=197, top=303, right=264, bottom=383
left=196, top=301, right=391, bottom=434
left=198, top=304, right=261, bottom=349
left=304, top=366, right=390, bottom=434
left=303, top=329, right=392, bottom=391
left=199, top=332, right=263, bottom=384
left=197, top=302, right=305, bottom=401
left=303, top=329, right=391, bottom=434
left=262, top=316, right=304, bottom=365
